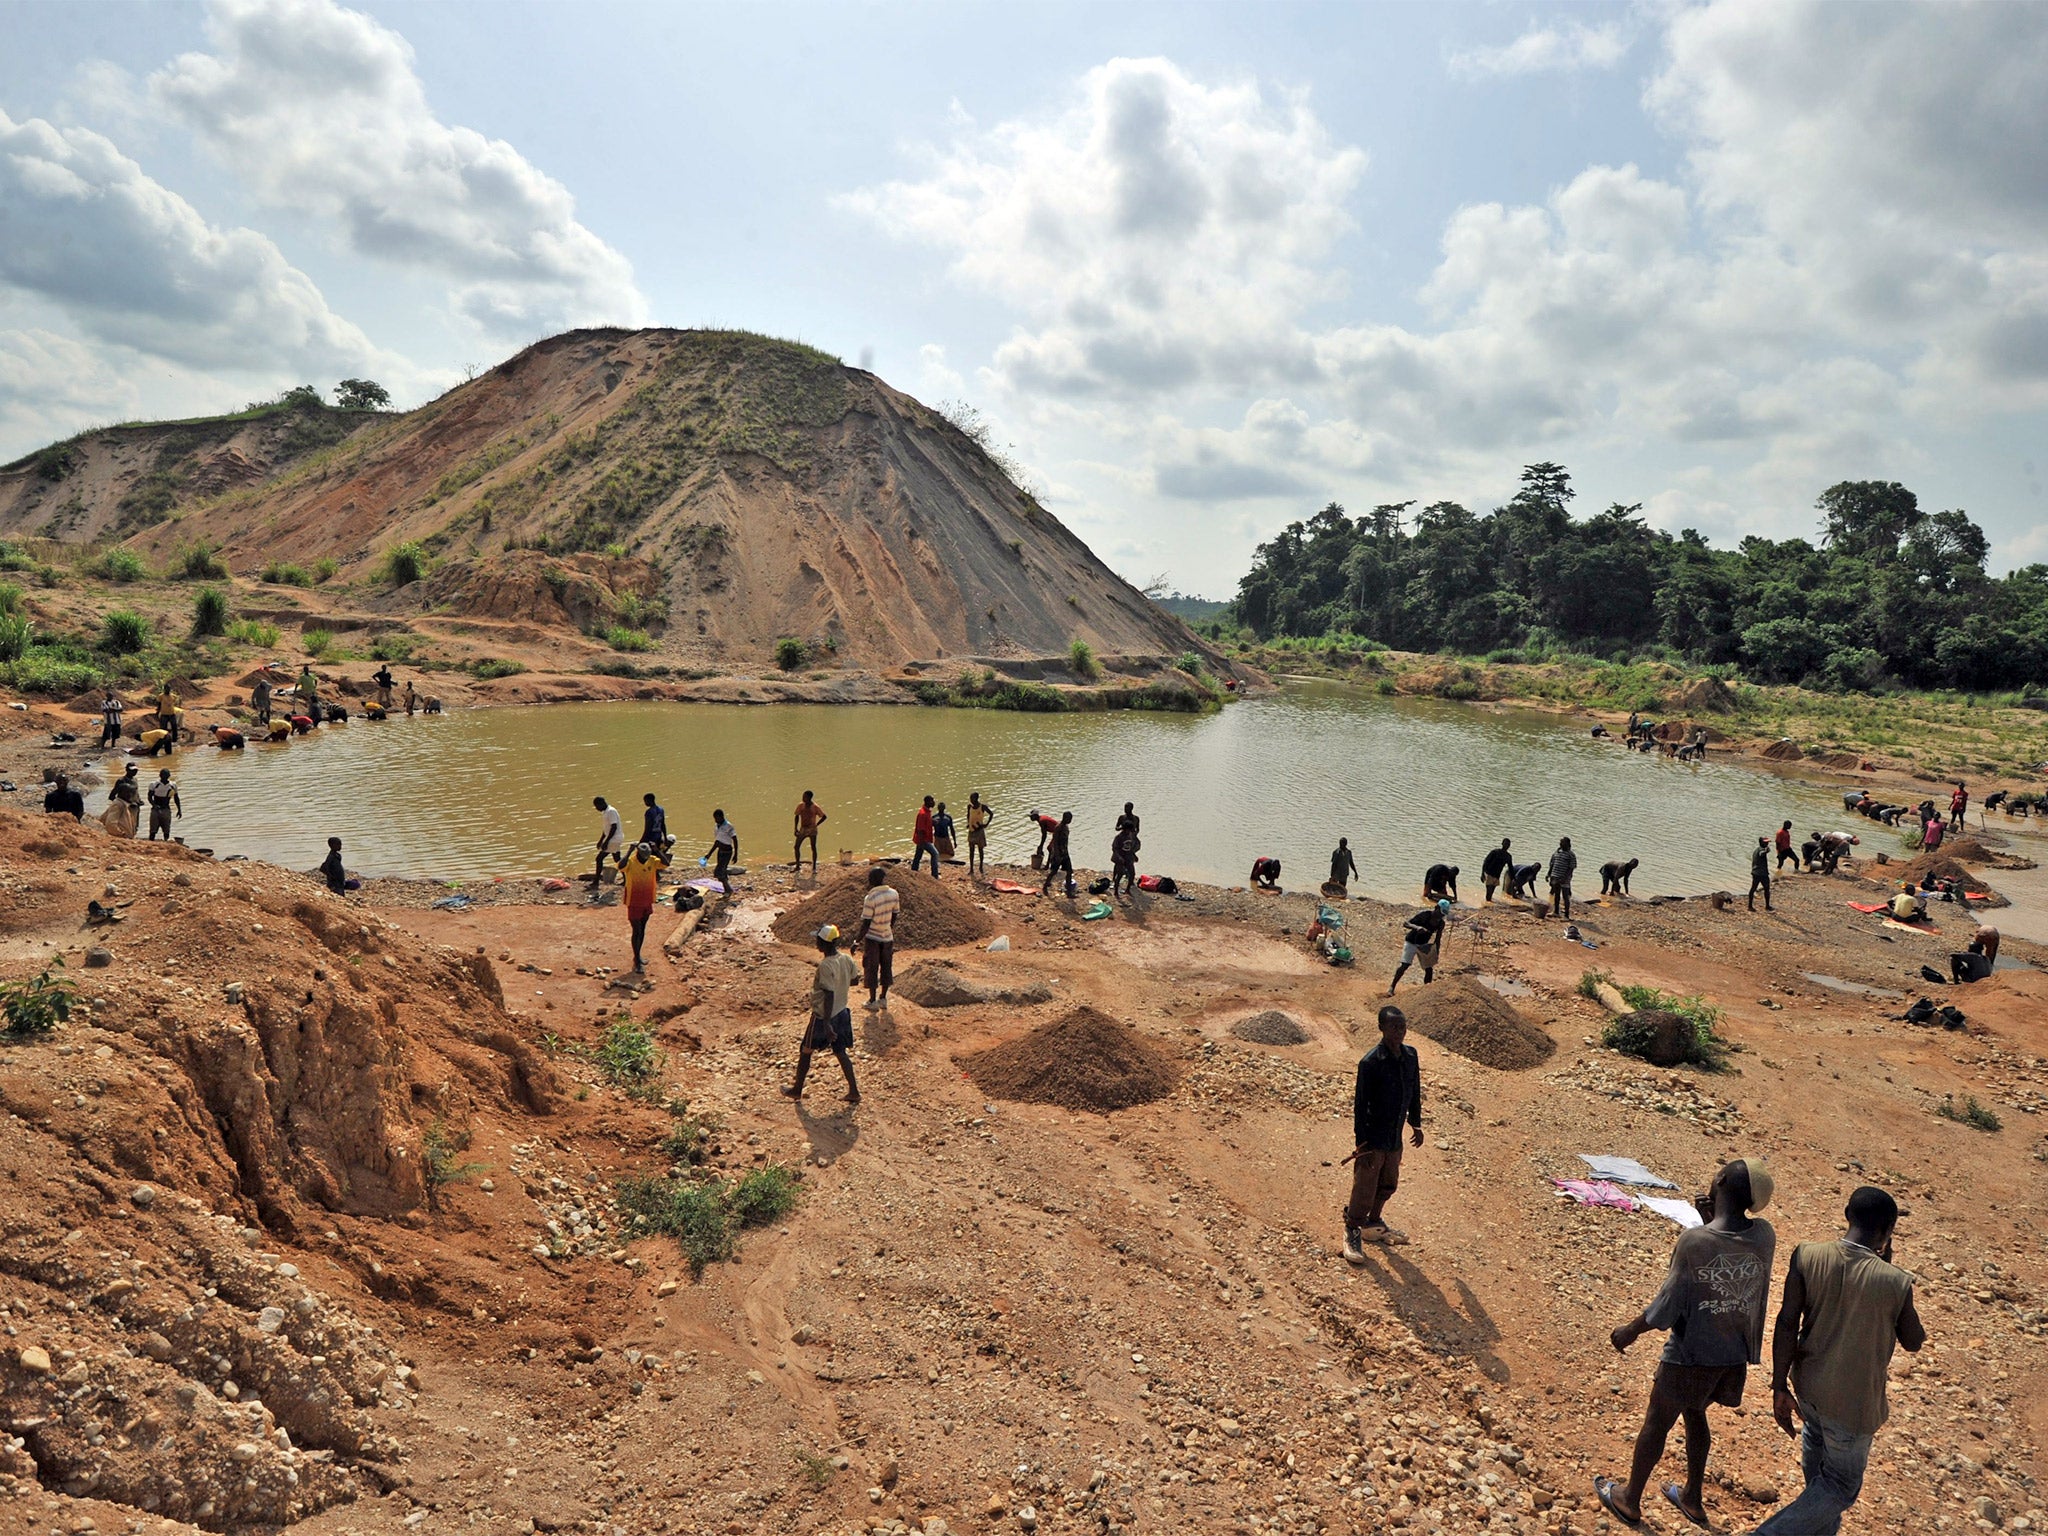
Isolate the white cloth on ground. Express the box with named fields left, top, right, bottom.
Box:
left=1578, top=1154, right=1678, bottom=1189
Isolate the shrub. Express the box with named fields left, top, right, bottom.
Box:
left=314, top=557, right=339, bottom=583
left=775, top=636, right=808, bottom=671
left=382, top=540, right=429, bottom=586
left=728, top=1165, right=801, bottom=1226
left=660, top=1099, right=717, bottom=1165
left=616, top=1163, right=803, bottom=1274
left=190, top=586, right=229, bottom=638
left=261, top=561, right=313, bottom=587
left=0, top=542, right=32, bottom=571
left=1936, top=1095, right=2002, bottom=1132
left=2, top=651, right=98, bottom=694
left=0, top=613, right=29, bottom=663
left=100, top=609, right=150, bottom=654
left=303, top=627, right=335, bottom=658
left=605, top=626, right=655, bottom=653
left=1602, top=986, right=1730, bottom=1070
left=1174, top=650, right=1207, bottom=676
left=227, top=617, right=280, bottom=647
left=594, top=1017, right=664, bottom=1094
left=1, top=960, right=76, bottom=1038
left=472, top=657, right=525, bottom=680
left=174, top=541, right=230, bottom=580
left=370, top=632, right=416, bottom=662
left=1068, top=639, right=1099, bottom=679
left=604, top=542, right=628, bottom=559
left=422, top=1118, right=490, bottom=1187
left=90, top=548, right=148, bottom=583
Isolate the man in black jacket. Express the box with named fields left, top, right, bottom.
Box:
left=1343, top=1005, right=1424, bottom=1260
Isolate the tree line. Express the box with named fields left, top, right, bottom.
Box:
left=1221, top=465, right=2048, bottom=693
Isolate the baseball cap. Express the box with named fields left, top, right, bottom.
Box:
left=815, top=924, right=840, bottom=944
left=1436, top=898, right=1452, bottom=914
left=1740, top=1157, right=1774, bottom=1213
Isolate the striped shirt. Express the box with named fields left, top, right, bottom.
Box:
left=862, top=884, right=900, bottom=943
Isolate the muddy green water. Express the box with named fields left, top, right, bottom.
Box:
left=125, top=684, right=1855, bottom=901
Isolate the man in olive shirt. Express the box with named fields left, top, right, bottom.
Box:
left=1751, top=1186, right=1924, bottom=1535
left=1341, top=1006, right=1423, bottom=1260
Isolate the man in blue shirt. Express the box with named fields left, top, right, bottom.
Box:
left=1343, top=1005, right=1424, bottom=1260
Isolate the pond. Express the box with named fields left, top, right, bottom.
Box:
left=125, top=683, right=1856, bottom=900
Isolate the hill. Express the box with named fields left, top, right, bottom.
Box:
left=0, top=329, right=1206, bottom=674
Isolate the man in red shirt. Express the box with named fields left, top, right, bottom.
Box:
left=911, top=795, right=941, bottom=878
left=1774, top=820, right=1796, bottom=871
left=1949, top=781, right=1968, bottom=831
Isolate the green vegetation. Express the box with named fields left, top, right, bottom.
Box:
left=0, top=541, right=34, bottom=572
left=334, top=378, right=391, bottom=411
left=422, top=1118, right=490, bottom=1188
left=382, top=540, right=429, bottom=587
left=1602, top=985, right=1731, bottom=1071
left=100, top=609, right=151, bottom=654
left=302, top=627, right=335, bottom=658
left=314, top=557, right=339, bottom=584
left=261, top=561, right=314, bottom=587
left=593, top=1017, right=664, bottom=1096
left=173, top=541, right=229, bottom=580
left=1068, top=639, right=1100, bottom=679
left=1936, top=1095, right=2002, bottom=1133
left=190, top=586, right=229, bottom=638
left=616, top=1164, right=802, bottom=1274
left=369, top=632, right=416, bottom=662
left=472, top=657, right=525, bottom=680
left=1, top=961, right=76, bottom=1039
left=0, top=614, right=29, bottom=663
left=1226, top=466, right=2048, bottom=695
left=227, top=617, right=280, bottom=647
left=775, top=636, right=809, bottom=671
left=793, top=1449, right=838, bottom=1492
left=604, top=625, right=655, bottom=653
left=1174, top=650, right=1207, bottom=676
left=89, top=548, right=149, bottom=583
left=660, top=1098, right=717, bottom=1166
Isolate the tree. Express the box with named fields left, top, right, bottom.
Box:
left=1816, top=481, right=1922, bottom=565
left=335, top=378, right=391, bottom=411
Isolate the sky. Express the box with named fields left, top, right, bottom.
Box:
left=3, top=0, right=2045, bottom=596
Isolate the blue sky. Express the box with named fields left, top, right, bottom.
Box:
left=4, top=0, right=2045, bottom=593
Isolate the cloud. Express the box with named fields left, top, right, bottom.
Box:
left=845, top=57, right=1365, bottom=399
left=0, top=108, right=386, bottom=377
left=1448, top=20, right=1629, bottom=79
left=152, top=0, right=644, bottom=338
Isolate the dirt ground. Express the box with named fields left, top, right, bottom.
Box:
left=2, top=805, right=2045, bottom=1536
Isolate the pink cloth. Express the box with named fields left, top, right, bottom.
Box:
left=1551, top=1179, right=1638, bottom=1211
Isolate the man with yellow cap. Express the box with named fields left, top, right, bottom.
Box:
left=1598, top=1158, right=1776, bottom=1530
left=782, top=924, right=861, bottom=1105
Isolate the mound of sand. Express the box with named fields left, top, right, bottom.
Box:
left=896, top=960, right=1054, bottom=1008
left=1232, top=1010, right=1311, bottom=1046
left=1400, top=978, right=1556, bottom=1071
left=958, top=1007, right=1178, bottom=1112
left=1895, top=853, right=2006, bottom=907
left=1760, top=738, right=1804, bottom=761
left=1665, top=676, right=1737, bottom=715
left=772, top=866, right=993, bottom=950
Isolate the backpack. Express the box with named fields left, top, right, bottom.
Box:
left=1903, top=997, right=1935, bottom=1024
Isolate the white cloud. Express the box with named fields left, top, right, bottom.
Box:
left=1448, top=20, right=1629, bottom=80
left=152, top=0, right=645, bottom=338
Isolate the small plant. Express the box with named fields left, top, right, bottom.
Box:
left=370, top=632, right=416, bottom=662
left=1174, top=650, right=1207, bottom=676
left=422, top=1118, right=491, bottom=1189
left=605, top=625, right=655, bottom=653
left=90, top=548, right=149, bottom=583
left=615, top=1163, right=802, bottom=1274
left=303, top=627, right=335, bottom=658
left=1068, top=639, right=1099, bottom=679
left=175, top=541, right=229, bottom=580
left=382, top=540, right=429, bottom=587
left=793, top=1449, right=837, bottom=1491
left=660, top=1098, right=717, bottom=1165
left=261, top=561, right=314, bottom=587
left=191, top=585, right=229, bottom=638
left=1936, top=1095, right=2002, bottom=1132
left=228, top=617, right=280, bottom=647
left=593, top=1016, right=664, bottom=1095
left=472, top=657, right=525, bottom=680
left=0, top=613, right=29, bottom=663
left=1577, top=968, right=1610, bottom=1000
left=604, top=542, right=629, bottom=559
left=775, top=636, right=808, bottom=671
left=1, top=960, right=76, bottom=1039
left=0, top=542, right=31, bottom=572
left=728, top=1165, right=801, bottom=1226
left=100, top=609, right=151, bottom=654
left=314, top=557, right=339, bottom=583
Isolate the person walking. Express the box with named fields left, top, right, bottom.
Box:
left=964, top=792, right=992, bottom=877
left=782, top=925, right=861, bottom=1104
left=1949, top=781, right=1968, bottom=832
left=99, top=690, right=125, bottom=749
left=1596, top=1159, right=1777, bottom=1531
left=1748, top=835, right=1774, bottom=912
left=933, top=801, right=957, bottom=863
left=1749, top=1187, right=1925, bottom=1536
left=911, top=796, right=940, bottom=878
left=319, top=836, right=347, bottom=895
left=703, top=810, right=740, bottom=893
left=145, top=768, right=182, bottom=841
left=591, top=796, right=624, bottom=887
left=1039, top=811, right=1075, bottom=898
left=1548, top=836, right=1578, bottom=919
left=1389, top=899, right=1448, bottom=994
left=853, top=866, right=899, bottom=1011
left=1481, top=837, right=1511, bottom=903
left=1329, top=838, right=1358, bottom=892
left=1341, top=1005, right=1424, bottom=1259
left=793, top=790, right=827, bottom=875
left=621, top=841, right=661, bottom=972
left=1775, top=820, right=1796, bottom=871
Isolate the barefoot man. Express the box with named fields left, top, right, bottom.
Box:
left=793, top=790, right=827, bottom=876
left=1341, top=1005, right=1423, bottom=1261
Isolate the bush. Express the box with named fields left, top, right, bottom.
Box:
left=422, top=1118, right=490, bottom=1187
left=302, top=627, right=334, bottom=658
left=605, top=626, right=655, bottom=653
left=0, top=541, right=32, bottom=571
left=227, top=617, right=280, bottom=647
left=261, top=561, right=313, bottom=587
left=90, top=548, right=148, bottom=583
left=1936, top=1095, right=2002, bottom=1132
left=314, top=557, right=339, bottom=584
left=1602, top=986, right=1730, bottom=1070
left=100, top=609, right=150, bottom=654
left=775, top=636, right=808, bottom=671
left=616, top=1164, right=803, bottom=1274
left=0, top=613, right=28, bottom=663
left=381, top=540, right=428, bottom=586
left=370, top=632, right=415, bottom=662
left=593, top=1017, right=664, bottom=1094
left=1174, top=650, right=1207, bottom=676
left=1068, top=639, right=1099, bottom=679
left=472, top=657, right=525, bottom=680
left=728, top=1165, right=801, bottom=1227
left=1, top=960, right=76, bottom=1038
left=174, top=541, right=229, bottom=580
left=191, top=586, right=229, bottom=638
left=2, top=651, right=99, bottom=695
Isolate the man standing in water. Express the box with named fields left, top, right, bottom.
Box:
left=911, top=795, right=940, bottom=878
left=1749, top=1187, right=1924, bottom=1536
left=703, top=809, right=739, bottom=893
left=621, top=840, right=661, bottom=972
left=964, top=792, right=992, bottom=877
left=1481, top=837, right=1511, bottom=903
left=1342, top=1005, right=1423, bottom=1259
left=854, top=866, right=899, bottom=1011
left=1749, top=835, right=1774, bottom=912
left=793, top=790, right=827, bottom=875
left=782, top=924, right=861, bottom=1105
left=1040, top=811, right=1075, bottom=898
left=1596, top=1159, right=1776, bottom=1531
left=146, top=768, right=182, bottom=841
left=1548, top=836, right=1578, bottom=919
left=1329, top=838, right=1358, bottom=892
left=591, top=796, right=624, bottom=886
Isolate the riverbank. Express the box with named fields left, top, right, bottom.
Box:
left=2, top=811, right=2043, bottom=1536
